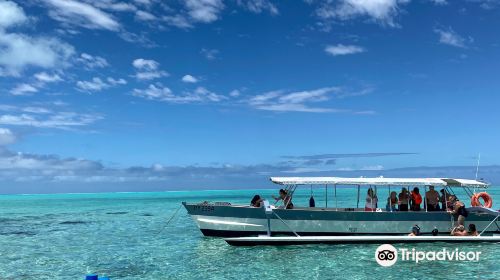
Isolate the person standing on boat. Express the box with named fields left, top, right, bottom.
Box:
left=398, top=188, right=409, bottom=211
left=365, top=188, right=378, bottom=211
left=425, top=186, right=440, bottom=211
left=273, top=189, right=294, bottom=209
left=386, top=191, right=398, bottom=211
left=440, top=189, right=451, bottom=211
left=410, top=187, right=422, bottom=211
left=448, top=195, right=467, bottom=226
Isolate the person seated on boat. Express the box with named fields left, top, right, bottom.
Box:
left=425, top=185, right=440, bottom=211
left=365, top=188, right=378, bottom=211
left=273, top=189, right=294, bottom=209
left=450, top=225, right=467, bottom=236
left=398, top=188, right=409, bottom=211
left=250, top=195, right=264, bottom=207
left=468, top=224, right=478, bottom=236
left=408, top=224, right=421, bottom=236
left=386, top=191, right=398, bottom=211
left=410, top=187, right=422, bottom=211
left=448, top=195, right=468, bottom=226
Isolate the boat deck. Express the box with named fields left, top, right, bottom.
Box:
left=225, top=235, right=500, bottom=246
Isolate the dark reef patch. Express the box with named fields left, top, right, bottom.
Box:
left=59, top=221, right=88, bottom=225
left=106, top=211, right=128, bottom=215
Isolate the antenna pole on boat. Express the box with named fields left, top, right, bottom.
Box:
left=475, top=153, right=481, bottom=181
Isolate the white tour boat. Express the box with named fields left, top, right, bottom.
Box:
left=183, top=177, right=499, bottom=237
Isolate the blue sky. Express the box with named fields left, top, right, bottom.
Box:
left=0, top=0, right=500, bottom=194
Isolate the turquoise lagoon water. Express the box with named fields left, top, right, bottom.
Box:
left=1, top=187, right=499, bottom=279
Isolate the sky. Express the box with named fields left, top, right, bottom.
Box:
left=0, top=0, right=500, bottom=194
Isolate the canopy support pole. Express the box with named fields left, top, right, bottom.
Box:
left=389, top=186, right=392, bottom=212
left=335, top=184, right=338, bottom=211
left=325, top=184, right=328, bottom=208
left=273, top=211, right=300, bottom=237
left=479, top=215, right=500, bottom=236
left=425, top=185, right=428, bottom=212
left=357, top=185, right=360, bottom=209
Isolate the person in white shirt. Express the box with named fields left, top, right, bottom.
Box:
left=365, top=188, right=378, bottom=211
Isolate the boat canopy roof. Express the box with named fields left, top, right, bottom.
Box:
left=270, top=177, right=489, bottom=188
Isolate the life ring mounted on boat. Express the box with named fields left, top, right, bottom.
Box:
left=471, top=192, right=493, bottom=208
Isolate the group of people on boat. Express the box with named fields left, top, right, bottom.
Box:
left=365, top=186, right=460, bottom=213
left=251, top=185, right=469, bottom=217
left=250, top=189, right=294, bottom=209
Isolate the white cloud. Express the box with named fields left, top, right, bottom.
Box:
left=162, top=15, right=194, bottom=29
left=133, top=84, right=226, bottom=103
left=135, top=10, right=157, bottom=21
left=279, top=87, right=340, bottom=103
left=0, top=128, right=16, bottom=145
left=0, top=150, right=104, bottom=173
left=229, top=89, right=241, bottom=97
left=434, top=27, right=469, bottom=48
left=76, top=77, right=127, bottom=92
left=192, top=86, right=226, bottom=102
left=44, top=0, right=120, bottom=31
left=106, top=77, right=127, bottom=85
left=133, top=84, right=173, bottom=100
left=182, top=74, right=199, bottom=83
left=237, top=0, right=279, bottom=15
left=466, top=0, right=500, bottom=10
left=133, top=58, right=158, bottom=69
left=34, top=72, right=63, bottom=83
left=200, top=48, right=219, bottom=60
left=0, top=2, right=74, bottom=75
left=0, top=111, right=102, bottom=129
left=325, top=44, right=365, bottom=56
left=0, top=31, right=75, bottom=76
left=185, top=0, right=224, bottom=23
left=255, top=103, right=337, bottom=113
left=0, top=0, right=28, bottom=28
left=249, top=87, right=340, bottom=112
left=77, top=53, right=109, bottom=69
left=134, top=0, right=153, bottom=6
left=10, top=84, right=38, bottom=96
left=76, top=77, right=108, bottom=91
left=0, top=105, right=51, bottom=114
left=430, top=0, right=448, bottom=5
left=93, top=1, right=138, bottom=12
left=316, top=0, right=409, bottom=27
left=132, top=58, right=168, bottom=80
left=249, top=86, right=371, bottom=113
left=361, top=164, right=384, bottom=170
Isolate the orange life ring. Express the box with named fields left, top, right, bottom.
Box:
left=471, top=192, right=493, bottom=208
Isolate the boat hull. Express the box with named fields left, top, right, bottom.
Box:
left=183, top=202, right=500, bottom=237
left=225, top=235, right=500, bottom=246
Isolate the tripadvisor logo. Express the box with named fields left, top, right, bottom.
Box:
left=375, top=244, right=482, bottom=267
left=375, top=244, right=398, bottom=267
